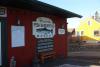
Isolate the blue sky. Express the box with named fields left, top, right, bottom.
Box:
left=38, top=0, right=100, bottom=28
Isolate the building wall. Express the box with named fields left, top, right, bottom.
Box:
left=7, top=7, right=68, bottom=67
left=76, top=18, right=100, bottom=41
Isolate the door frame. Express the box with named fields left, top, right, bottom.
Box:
left=0, top=18, right=7, bottom=67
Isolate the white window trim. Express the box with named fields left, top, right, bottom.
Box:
left=94, top=30, right=100, bottom=37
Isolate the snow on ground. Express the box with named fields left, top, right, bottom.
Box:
left=55, top=64, right=100, bottom=67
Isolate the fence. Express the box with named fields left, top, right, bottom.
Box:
left=68, top=43, right=100, bottom=52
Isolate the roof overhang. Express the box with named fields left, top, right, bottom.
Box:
left=0, top=0, right=82, bottom=18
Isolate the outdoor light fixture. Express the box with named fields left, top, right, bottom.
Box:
left=15, top=16, right=22, bottom=25
left=17, top=19, right=20, bottom=25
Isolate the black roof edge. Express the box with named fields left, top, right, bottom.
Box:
left=31, top=0, right=82, bottom=18
left=0, top=0, right=82, bottom=18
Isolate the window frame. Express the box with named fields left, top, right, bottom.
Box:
left=88, top=21, right=92, bottom=26
left=94, top=30, right=100, bottom=37
left=81, top=31, right=84, bottom=36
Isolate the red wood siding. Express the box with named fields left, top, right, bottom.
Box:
left=7, top=7, right=68, bottom=67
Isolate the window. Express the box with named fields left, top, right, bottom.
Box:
left=81, top=31, right=84, bottom=36
left=76, top=31, right=84, bottom=36
left=88, top=21, right=91, bottom=26
left=77, top=31, right=80, bottom=36
left=94, top=30, right=100, bottom=36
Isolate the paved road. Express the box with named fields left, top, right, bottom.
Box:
left=40, top=57, right=100, bottom=67
left=55, top=64, right=100, bottom=67
left=66, top=43, right=100, bottom=67
left=68, top=51, right=100, bottom=57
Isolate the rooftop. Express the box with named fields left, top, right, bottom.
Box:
left=0, top=0, right=82, bottom=18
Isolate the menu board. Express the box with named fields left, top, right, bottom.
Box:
left=37, top=38, right=54, bottom=53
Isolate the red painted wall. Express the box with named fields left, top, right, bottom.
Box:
left=7, top=7, right=68, bottom=67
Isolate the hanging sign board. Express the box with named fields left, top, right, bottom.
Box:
left=32, top=17, right=55, bottom=38
left=0, top=7, right=7, bottom=17
left=58, top=28, right=65, bottom=35
left=11, top=26, right=25, bottom=47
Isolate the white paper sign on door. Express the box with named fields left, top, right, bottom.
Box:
left=11, top=26, right=25, bottom=47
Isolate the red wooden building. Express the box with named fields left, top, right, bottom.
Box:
left=0, top=0, right=82, bottom=67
